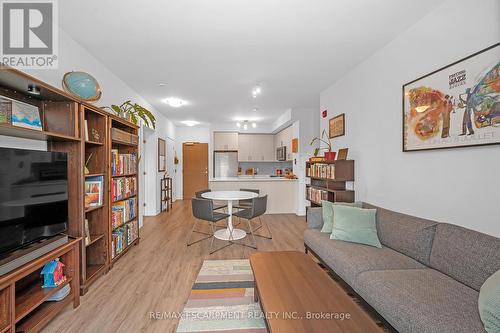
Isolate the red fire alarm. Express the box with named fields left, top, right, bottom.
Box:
left=322, top=110, right=327, bottom=118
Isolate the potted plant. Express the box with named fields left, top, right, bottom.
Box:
left=104, top=100, right=156, bottom=129
left=310, top=129, right=336, bottom=161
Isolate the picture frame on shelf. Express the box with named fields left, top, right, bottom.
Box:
left=0, top=95, right=42, bottom=130
left=337, top=148, right=349, bottom=160
left=329, top=113, right=345, bottom=138
left=85, top=175, right=104, bottom=209
left=158, top=138, right=166, bottom=172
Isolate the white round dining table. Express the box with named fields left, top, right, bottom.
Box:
left=201, top=190, right=258, bottom=241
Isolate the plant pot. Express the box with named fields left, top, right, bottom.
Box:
left=324, top=151, right=336, bottom=161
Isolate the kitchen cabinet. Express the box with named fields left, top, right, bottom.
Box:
left=238, top=134, right=275, bottom=161
left=214, top=132, right=238, bottom=151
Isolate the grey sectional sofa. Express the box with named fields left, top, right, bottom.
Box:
left=304, top=203, right=500, bottom=333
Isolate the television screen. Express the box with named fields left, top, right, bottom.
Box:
left=0, top=148, right=68, bottom=258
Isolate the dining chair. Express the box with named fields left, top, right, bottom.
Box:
left=188, top=197, right=232, bottom=254
left=233, top=188, right=259, bottom=211
left=234, top=195, right=271, bottom=245
left=195, top=189, right=227, bottom=211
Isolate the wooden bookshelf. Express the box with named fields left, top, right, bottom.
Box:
left=81, top=106, right=109, bottom=295
left=0, top=66, right=142, bottom=329
left=305, top=159, right=355, bottom=207
left=108, top=116, right=140, bottom=268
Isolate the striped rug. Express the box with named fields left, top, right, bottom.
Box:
left=176, top=259, right=268, bottom=333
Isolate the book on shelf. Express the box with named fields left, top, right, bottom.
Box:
left=111, top=219, right=138, bottom=258
left=111, top=197, right=137, bottom=229
left=111, top=149, right=137, bottom=176
left=84, top=218, right=91, bottom=245
left=306, top=186, right=328, bottom=204
left=84, top=120, right=89, bottom=141
left=307, top=163, right=335, bottom=179
left=84, top=176, right=104, bottom=209
left=111, top=176, right=137, bottom=202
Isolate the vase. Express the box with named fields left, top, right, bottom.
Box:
left=324, top=151, right=336, bottom=161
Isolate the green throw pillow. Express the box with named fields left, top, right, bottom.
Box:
left=330, top=205, right=382, bottom=248
left=320, top=201, right=362, bottom=233
left=479, top=269, right=500, bottom=333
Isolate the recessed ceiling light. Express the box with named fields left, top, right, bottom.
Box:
left=243, top=123, right=248, bottom=130
left=158, top=83, right=167, bottom=87
left=252, top=122, right=257, bottom=128
left=253, top=108, right=258, bottom=112
left=163, top=97, right=187, bottom=108
left=236, top=122, right=241, bottom=127
left=252, top=85, right=262, bottom=98
left=181, top=120, right=199, bottom=126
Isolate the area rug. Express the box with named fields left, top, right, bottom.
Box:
left=176, top=259, right=268, bottom=333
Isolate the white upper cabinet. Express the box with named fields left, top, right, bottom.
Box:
left=214, top=132, right=238, bottom=151
left=238, top=134, right=275, bottom=161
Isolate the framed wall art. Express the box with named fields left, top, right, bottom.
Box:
left=329, top=113, right=345, bottom=138
left=158, top=138, right=166, bottom=172
left=403, top=43, right=500, bottom=151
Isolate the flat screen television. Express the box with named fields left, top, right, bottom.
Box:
left=0, top=147, right=68, bottom=259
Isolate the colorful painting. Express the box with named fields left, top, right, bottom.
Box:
left=403, top=43, right=500, bottom=151
left=1, top=96, right=42, bottom=130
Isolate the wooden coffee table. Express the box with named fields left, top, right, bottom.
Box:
left=250, top=251, right=382, bottom=333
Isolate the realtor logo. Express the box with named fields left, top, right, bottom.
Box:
left=1, top=0, right=58, bottom=68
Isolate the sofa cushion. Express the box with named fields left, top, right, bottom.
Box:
left=479, top=269, right=500, bottom=333
left=304, top=229, right=425, bottom=286
left=320, top=201, right=362, bottom=233
left=355, top=269, right=484, bottom=333
left=306, top=207, right=323, bottom=229
left=330, top=205, right=381, bottom=248
left=363, top=203, right=437, bottom=265
left=430, top=223, right=500, bottom=291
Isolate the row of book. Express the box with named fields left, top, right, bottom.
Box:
left=111, top=220, right=138, bottom=259
left=307, top=163, right=336, bottom=179
left=306, top=186, right=328, bottom=204
left=111, top=149, right=137, bottom=176
left=111, top=176, right=137, bottom=202
left=111, top=197, right=137, bottom=229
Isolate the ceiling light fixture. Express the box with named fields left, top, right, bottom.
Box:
left=252, top=122, right=257, bottom=128
left=181, top=120, right=199, bottom=127
left=243, top=123, right=248, bottom=130
left=163, top=97, right=187, bottom=108
left=158, top=83, right=167, bottom=87
left=252, top=85, right=262, bottom=98
left=236, top=122, right=241, bottom=127
left=253, top=108, right=258, bottom=112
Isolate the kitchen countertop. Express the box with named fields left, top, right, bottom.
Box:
left=210, top=176, right=298, bottom=182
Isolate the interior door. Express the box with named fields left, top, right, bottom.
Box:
left=183, top=142, right=209, bottom=199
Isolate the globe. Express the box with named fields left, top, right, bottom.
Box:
left=62, top=71, right=102, bottom=102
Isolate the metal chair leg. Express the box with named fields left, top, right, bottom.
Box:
left=187, top=219, right=213, bottom=246
left=246, top=216, right=272, bottom=239
left=245, top=218, right=258, bottom=249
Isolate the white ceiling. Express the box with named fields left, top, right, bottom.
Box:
left=60, top=0, right=444, bottom=127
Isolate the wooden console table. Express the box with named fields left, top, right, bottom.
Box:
left=250, top=251, right=381, bottom=333
left=0, top=238, right=81, bottom=333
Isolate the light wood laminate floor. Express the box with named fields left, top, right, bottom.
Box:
left=43, top=200, right=307, bottom=333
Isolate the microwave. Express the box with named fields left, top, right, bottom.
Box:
left=277, top=146, right=287, bottom=161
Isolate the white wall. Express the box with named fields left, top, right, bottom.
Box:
left=0, top=28, right=176, bottom=224
left=320, top=0, right=500, bottom=237
left=175, top=126, right=211, bottom=199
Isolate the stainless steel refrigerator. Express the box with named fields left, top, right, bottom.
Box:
left=214, top=151, right=238, bottom=178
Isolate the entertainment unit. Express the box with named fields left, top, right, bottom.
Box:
left=0, top=67, right=141, bottom=331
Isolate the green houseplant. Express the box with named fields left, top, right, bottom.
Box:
left=104, top=100, right=156, bottom=129
left=310, top=129, right=336, bottom=160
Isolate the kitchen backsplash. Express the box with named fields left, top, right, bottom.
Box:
left=239, top=161, right=293, bottom=175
